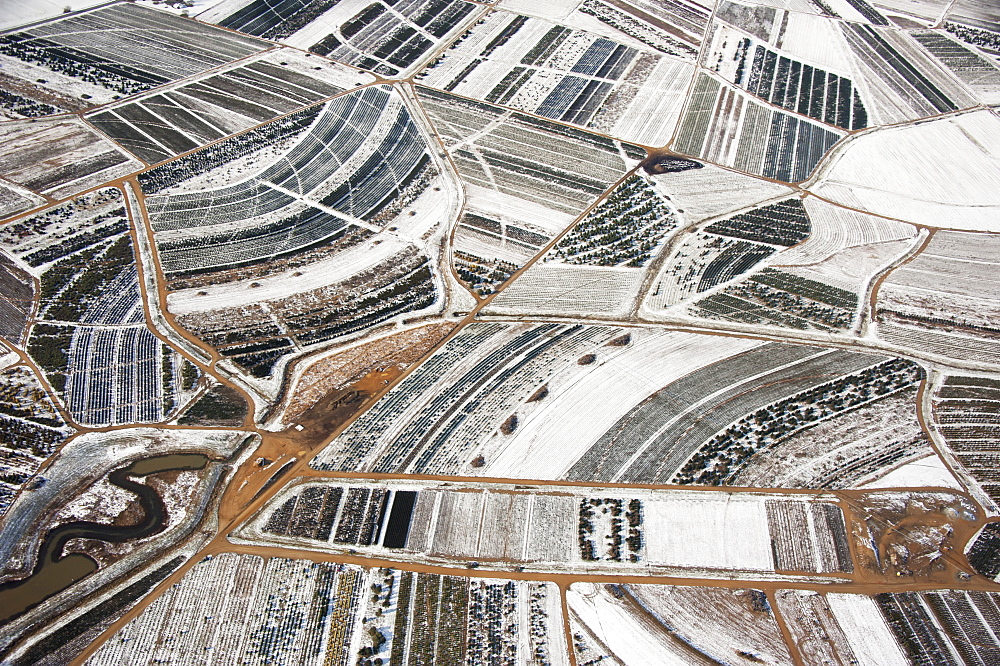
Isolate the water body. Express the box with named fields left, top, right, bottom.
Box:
left=0, top=453, right=208, bottom=623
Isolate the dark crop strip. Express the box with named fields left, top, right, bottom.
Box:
left=137, top=105, right=322, bottom=194
left=844, top=0, right=889, bottom=25
left=480, top=15, right=528, bottom=58
left=521, top=26, right=570, bottom=66
left=968, top=522, right=1000, bottom=579
left=342, top=3, right=386, bottom=39
left=382, top=490, right=418, bottom=548
left=848, top=24, right=957, bottom=113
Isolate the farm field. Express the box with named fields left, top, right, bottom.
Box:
left=809, top=109, right=1000, bottom=231
left=0, top=118, right=142, bottom=200
left=932, top=375, right=1000, bottom=506
left=85, top=49, right=373, bottom=165
left=86, top=552, right=569, bottom=666
left=0, top=3, right=268, bottom=119
left=238, top=477, right=855, bottom=577
left=415, top=86, right=632, bottom=293
left=673, top=72, right=844, bottom=183
left=139, top=85, right=456, bottom=391
left=2, top=189, right=196, bottom=427
left=417, top=11, right=694, bottom=146
left=876, top=230, right=1000, bottom=364
left=308, top=322, right=923, bottom=487
left=200, top=0, right=484, bottom=77
left=568, top=582, right=793, bottom=665
left=3, top=0, right=1000, bottom=663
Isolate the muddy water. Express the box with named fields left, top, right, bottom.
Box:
left=0, top=453, right=208, bottom=623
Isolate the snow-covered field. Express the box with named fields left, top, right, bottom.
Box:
left=810, top=110, right=1000, bottom=232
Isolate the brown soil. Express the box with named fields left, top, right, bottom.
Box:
left=837, top=489, right=985, bottom=586
left=279, top=322, right=455, bottom=423
left=217, top=366, right=405, bottom=522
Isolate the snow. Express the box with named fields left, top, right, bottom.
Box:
left=485, top=330, right=763, bottom=480
left=809, top=110, right=1000, bottom=232
left=826, top=593, right=909, bottom=666
left=860, top=454, right=964, bottom=490
left=778, top=238, right=919, bottom=293
left=484, top=264, right=644, bottom=318
left=165, top=235, right=410, bottom=314
left=642, top=495, right=775, bottom=571
left=466, top=184, right=576, bottom=237
left=651, top=165, right=793, bottom=225
left=0, top=0, right=111, bottom=31
left=567, top=583, right=692, bottom=665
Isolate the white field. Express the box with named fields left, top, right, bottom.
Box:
left=860, top=453, right=964, bottom=490
left=567, top=582, right=794, bottom=665
left=873, top=0, right=950, bottom=24
left=567, top=584, right=693, bottom=665
left=497, top=0, right=580, bottom=22
left=466, top=183, right=577, bottom=238
left=0, top=0, right=110, bottom=30
left=0, top=53, right=120, bottom=109
left=650, top=164, right=792, bottom=224
left=826, top=593, right=909, bottom=666
left=483, top=264, right=643, bottom=317
left=0, top=117, right=142, bottom=199
left=627, top=584, right=794, bottom=665
left=611, top=56, right=693, bottom=147
left=778, top=11, right=857, bottom=73
left=642, top=495, right=774, bottom=571
left=778, top=197, right=918, bottom=265
left=484, top=330, right=763, bottom=480
left=810, top=110, right=1000, bottom=231
left=777, top=237, right=919, bottom=294
left=877, top=230, right=1000, bottom=336
left=0, top=181, right=45, bottom=221
left=165, top=234, right=412, bottom=314
left=726, top=0, right=823, bottom=14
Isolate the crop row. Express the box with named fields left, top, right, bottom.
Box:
left=875, top=593, right=961, bottom=666
left=180, top=251, right=436, bottom=378
left=675, top=74, right=841, bottom=183
left=138, top=105, right=321, bottom=194
left=933, top=376, right=1000, bottom=504
left=309, top=0, right=475, bottom=76
left=842, top=23, right=957, bottom=116
left=89, top=59, right=342, bottom=165
left=765, top=501, right=851, bottom=573
left=550, top=176, right=677, bottom=268
left=0, top=90, right=60, bottom=119
left=0, top=253, right=34, bottom=344
left=311, top=323, right=508, bottom=471
left=314, top=324, right=616, bottom=475
left=578, top=498, right=643, bottom=562
left=87, top=554, right=364, bottom=666
left=692, top=268, right=858, bottom=332
left=219, top=0, right=343, bottom=40
left=566, top=346, right=896, bottom=484
left=3, top=4, right=264, bottom=96
left=968, top=522, right=1000, bottom=579
left=454, top=250, right=517, bottom=296
left=741, top=42, right=867, bottom=130
left=675, top=358, right=923, bottom=485
left=579, top=0, right=699, bottom=57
